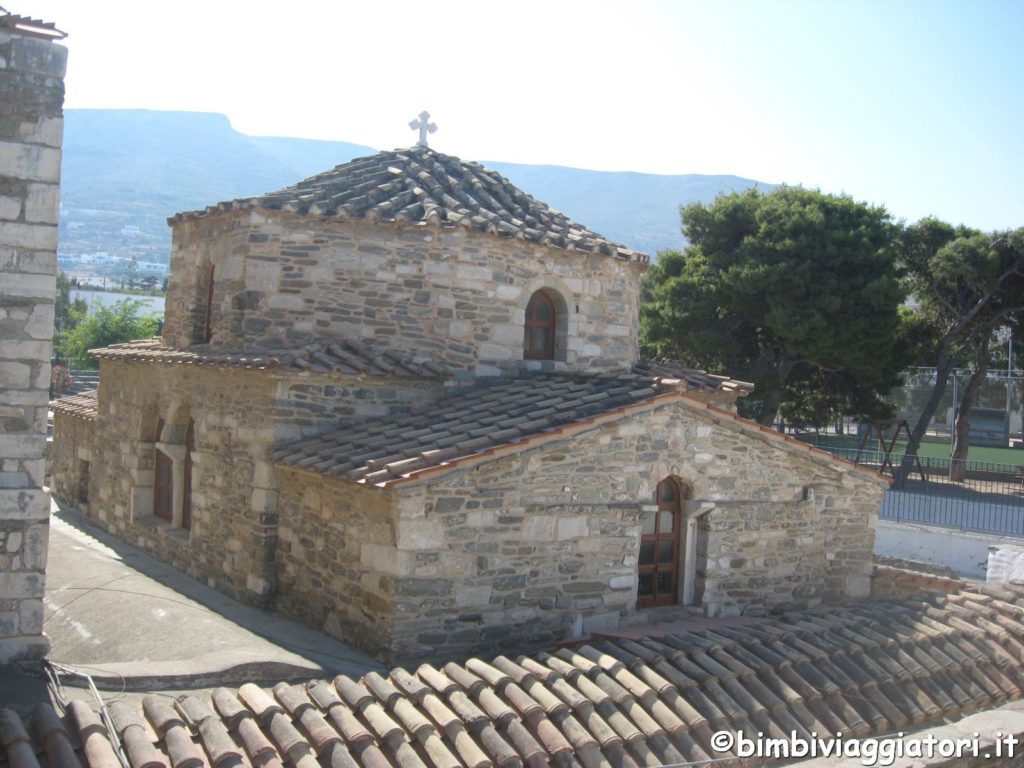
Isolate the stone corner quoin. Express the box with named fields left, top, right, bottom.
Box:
left=0, top=22, right=66, bottom=664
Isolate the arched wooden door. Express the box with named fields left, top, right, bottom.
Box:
left=637, top=478, right=682, bottom=608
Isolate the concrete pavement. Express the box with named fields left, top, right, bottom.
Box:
left=44, top=500, right=385, bottom=690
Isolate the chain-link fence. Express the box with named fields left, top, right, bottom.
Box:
left=890, top=367, right=1023, bottom=444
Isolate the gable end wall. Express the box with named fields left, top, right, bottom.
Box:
left=275, top=401, right=883, bottom=664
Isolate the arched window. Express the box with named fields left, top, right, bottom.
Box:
left=637, top=478, right=682, bottom=608
left=202, top=265, right=215, bottom=343
left=523, top=290, right=556, bottom=360
left=148, top=412, right=194, bottom=534
left=154, top=418, right=173, bottom=523
left=182, top=419, right=195, bottom=531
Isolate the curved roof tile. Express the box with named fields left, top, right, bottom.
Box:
left=168, top=147, right=646, bottom=263
left=272, top=370, right=881, bottom=488
left=49, top=390, right=98, bottom=421
left=10, top=586, right=1024, bottom=768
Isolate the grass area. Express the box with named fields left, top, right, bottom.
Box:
left=798, top=433, right=1024, bottom=466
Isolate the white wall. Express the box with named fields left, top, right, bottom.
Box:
left=875, top=519, right=1024, bottom=579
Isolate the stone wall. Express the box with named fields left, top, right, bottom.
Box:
left=47, top=411, right=94, bottom=513
left=275, top=398, right=885, bottom=664
left=163, top=212, right=643, bottom=376
left=274, top=373, right=443, bottom=441
left=275, top=470, right=400, bottom=654
left=78, top=361, right=283, bottom=604
left=52, top=359, right=438, bottom=604
left=0, top=25, right=65, bottom=663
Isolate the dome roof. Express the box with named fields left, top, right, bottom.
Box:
left=170, top=146, right=646, bottom=262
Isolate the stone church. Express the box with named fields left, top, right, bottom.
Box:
left=49, top=143, right=888, bottom=664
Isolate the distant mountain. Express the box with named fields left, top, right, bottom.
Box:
left=59, top=109, right=772, bottom=263
left=485, top=163, right=773, bottom=257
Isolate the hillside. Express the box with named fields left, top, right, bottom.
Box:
left=60, top=109, right=772, bottom=262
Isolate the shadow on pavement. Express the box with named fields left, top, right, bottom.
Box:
left=45, top=498, right=385, bottom=690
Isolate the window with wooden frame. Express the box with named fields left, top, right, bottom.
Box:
left=200, top=264, right=216, bottom=343
left=523, top=290, right=556, bottom=360
left=637, top=478, right=682, bottom=608
left=153, top=418, right=173, bottom=523
left=182, top=419, right=195, bottom=531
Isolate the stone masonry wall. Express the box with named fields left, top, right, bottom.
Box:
left=0, top=26, right=66, bottom=662
left=274, top=374, right=444, bottom=442
left=58, top=359, right=437, bottom=605
left=81, top=361, right=281, bottom=604
left=275, top=399, right=885, bottom=664
left=275, top=470, right=400, bottom=655
left=163, top=212, right=642, bottom=376
left=47, top=411, right=94, bottom=512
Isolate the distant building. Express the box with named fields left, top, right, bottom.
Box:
left=79, top=251, right=119, bottom=265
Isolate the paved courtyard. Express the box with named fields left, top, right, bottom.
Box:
left=44, top=500, right=384, bottom=690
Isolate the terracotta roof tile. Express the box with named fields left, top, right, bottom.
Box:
left=25, top=591, right=1024, bottom=767
left=169, top=147, right=645, bottom=263
left=632, top=359, right=754, bottom=394
left=0, top=11, right=66, bottom=39
left=49, top=390, right=98, bottom=421
left=271, top=367, right=833, bottom=488
left=88, top=338, right=447, bottom=379
left=273, top=373, right=678, bottom=485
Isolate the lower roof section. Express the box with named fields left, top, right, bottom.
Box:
left=7, top=583, right=1024, bottom=768
left=88, top=337, right=449, bottom=378
left=47, top=390, right=97, bottom=421
left=272, top=370, right=883, bottom=488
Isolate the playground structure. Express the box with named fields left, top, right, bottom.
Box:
left=854, top=419, right=927, bottom=480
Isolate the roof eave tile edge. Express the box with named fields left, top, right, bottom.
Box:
left=88, top=342, right=450, bottom=381
left=50, top=410, right=97, bottom=422
left=0, top=13, right=68, bottom=40
left=49, top=391, right=99, bottom=421
left=88, top=349, right=280, bottom=372
left=48, top=404, right=98, bottom=420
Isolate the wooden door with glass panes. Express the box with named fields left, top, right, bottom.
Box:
left=637, top=478, right=682, bottom=607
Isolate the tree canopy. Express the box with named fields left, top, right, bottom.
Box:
left=896, top=221, right=1024, bottom=481
left=641, top=187, right=906, bottom=424
left=54, top=270, right=87, bottom=337
left=56, top=297, right=160, bottom=369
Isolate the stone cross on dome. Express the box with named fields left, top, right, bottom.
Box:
left=409, top=111, right=437, bottom=148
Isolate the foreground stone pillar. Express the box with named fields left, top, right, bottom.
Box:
left=0, top=12, right=66, bottom=663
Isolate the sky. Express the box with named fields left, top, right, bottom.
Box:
left=20, top=0, right=1024, bottom=231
